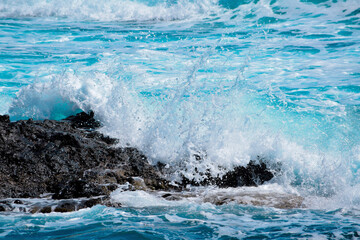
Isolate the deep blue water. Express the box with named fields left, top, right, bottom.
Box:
left=0, top=0, right=360, bottom=238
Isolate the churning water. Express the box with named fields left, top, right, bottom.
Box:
left=0, top=0, right=360, bottom=238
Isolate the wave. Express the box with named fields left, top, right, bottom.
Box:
left=8, top=68, right=360, bottom=205
left=1, top=0, right=359, bottom=22
left=0, top=0, right=221, bottom=21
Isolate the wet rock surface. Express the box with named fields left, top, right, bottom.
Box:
left=178, top=160, right=275, bottom=188
left=0, top=111, right=169, bottom=201
left=0, top=111, right=277, bottom=212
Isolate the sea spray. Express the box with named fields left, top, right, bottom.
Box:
left=7, top=57, right=359, bottom=204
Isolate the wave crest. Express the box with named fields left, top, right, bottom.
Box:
left=0, top=0, right=221, bottom=21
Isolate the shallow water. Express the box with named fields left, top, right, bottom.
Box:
left=0, top=0, right=360, bottom=238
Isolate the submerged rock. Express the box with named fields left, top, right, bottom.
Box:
left=0, top=196, right=108, bottom=213
left=159, top=187, right=304, bottom=209
left=0, top=111, right=278, bottom=212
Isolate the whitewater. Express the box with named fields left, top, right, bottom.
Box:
left=0, top=0, right=359, bottom=238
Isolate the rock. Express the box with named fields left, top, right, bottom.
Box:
left=178, top=160, right=275, bottom=188
left=129, top=177, right=148, bottom=190
left=52, top=180, right=109, bottom=199
left=40, top=206, right=52, bottom=213
left=0, top=204, right=7, bottom=212
left=0, top=115, right=9, bottom=123
left=0, top=112, right=170, bottom=200
left=217, top=161, right=274, bottom=187
left=63, top=111, right=101, bottom=130
left=78, top=197, right=104, bottom=209
left=54, top=201, right=77, bottom=212
left=0, top=202, right=13, bottom=212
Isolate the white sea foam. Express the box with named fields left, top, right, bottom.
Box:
left=110, top=189, right=183, bottom=207
left=1, top=0, right=358, bottom=24
left=109, top=182, right=360, bottom=210
left=0, top=0, right=221, bottom=21
left=109, top=183, right=304, bottom=209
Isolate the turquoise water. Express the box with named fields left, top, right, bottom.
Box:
left=1, top=0, right=360, bottom=238
left=1, top=205, right=360, bottom=239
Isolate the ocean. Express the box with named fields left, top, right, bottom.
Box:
left=0, top=0, right=359, bottom=238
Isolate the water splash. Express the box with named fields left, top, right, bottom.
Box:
left=2, top=0, right=360, bottom=206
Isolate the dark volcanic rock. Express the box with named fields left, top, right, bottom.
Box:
left=217, top=161, right=274, bottom=187
left=63, top=110, right=101, bottom=130
left=0, top=115, right=9, bottom=123
left=52, top=179, right=108, bottom=199
left=0, top=111, right=169, bottom=199
left=178, top=160, right=275, bottom=188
